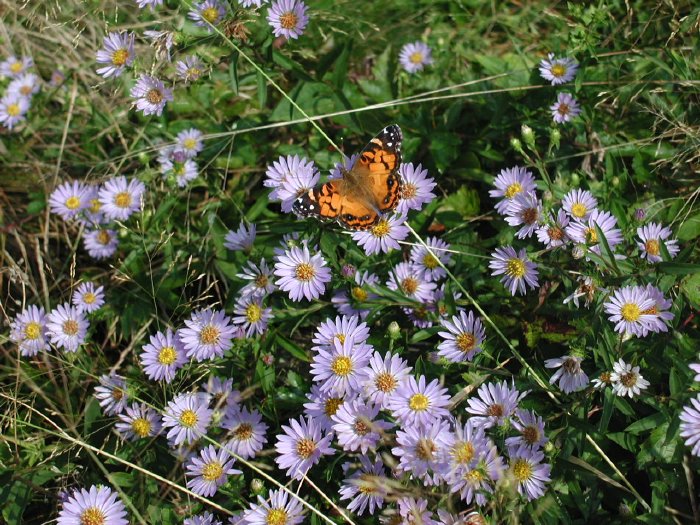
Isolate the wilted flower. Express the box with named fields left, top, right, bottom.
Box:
left=237, top=259, right=276, bottom=298
left=544, top=355, right=588, bottom=394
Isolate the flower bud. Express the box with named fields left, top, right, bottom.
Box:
left=388, top=321, right=401, bottom=340
left=571, top=244, right=585, bottom=259
left=250, top=478, right=265, bottom=494
left=550, top=127, right=561, bottom=149
left=510, top=137, right=524, bottom=154
left=341, top=264, right=356, bottom=278
left=634, top=208, right=646, bottom=221
left=521, top=124, right=536, bottom=149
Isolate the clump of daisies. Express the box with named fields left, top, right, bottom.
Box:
left=0, top=53, right=40, bottom=132
left=157, top=127, right=204, bottom=188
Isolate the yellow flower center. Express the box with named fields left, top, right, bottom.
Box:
left=246, top=303, right=262, bottom=323
left=234, top=423, right=253, bottom=440
left=456, top=332, right=476, bottom=352
left=584, top=227, right=598, bottom=244
left=279, top=12, right=298, bottom=29
left=400, top=277, right=418, bottom=295
left=415, top=438, right=436, bottom=460
left=620, top=303, right=641, bottom=322
left=199, top=324, right=220, bottom=345
left=505, top=258, right=526, bottom=278
left=645, top=239, right=660, bottom=256
left=511, top=458, right=533, bottom=482
left=65, top=196, right=81, bottom=210
left=9, top=61, right=23, bottom=74
left=111, top=48, right=130, bottom=66
left=157, top=346, right=177, bottom=365
left=453, top=441, right=475, bottom=464
left=90, top=199, right=101, bottom=213
left=422, top=254, right=439, bottom=269
left=522, top=426, right=540, bottom=445
left=409, top=51, right=424, bottom=64
left=551, top=64, right=567, bottom=78
left=24, top=321, right=41, bottom=340
left=504, top=182, right=522, bottom=199
left=375, top=372, right=397, bottom=393
left=331, top=356, right=352, bottom=377
left=62, top=319, right=79, bottom=336
left=295, top=438, right=316, bottom=459
left=186, top=67, right=201, bottom=78
left=408, top=393, right=429, bottom=412
left=351, top=286, right=368, bottom=302
left=620, top=371, right=638, bottom=387
left=571, top=202, right=587, bottom=218
left=132, top=417, right=152, bottom=437
left=183, top=138, right=197, bottom=150
left=202, top=7, right=220, bottom=23
left=323, top=397, right=343, bottom=417
left=79, top=507, right=106, bottom=525
left=295, top=263, right=315, bottom=282
left=114, top=191, right=132, bottom=209
left=83, top=292, right=96, bottom=304
left=97, top=230, right=112, bottom=245
left=173, top=164, right=185, bottom=176
left=465, top=469, right=484, bottom=484
left=7, top=103, right=21, bottom=117
left=266, top=508, right=288, bottom=525
left=358, top=475, right=378, bottom=494
left=371, top=219, right=390, bottom=238
left=179, top=409, right=198, bottom=428
left=201, top=461, right=224, bottom=481
left=146, top=88, right=163, bottom=104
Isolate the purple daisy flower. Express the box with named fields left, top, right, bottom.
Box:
left=550, top=92, right=581, bottom=123
left=115, top=402, right=161, bottom=441
left=397, top=497, right=437, bottom=525
left=489, top=246, right=539, bottom=296
left=565, top=209, right=623, bottom=257
left=232, top=294, right=272, bottom=337
left=437, top=310, right=486, bottom=363
left=224, top=221, right=256, bottom=252
left=185, top=513, right=222, bottom=525
left=98, top=176, right=146, bottom=221
left=49, top=180, right=91, bottom=220
left=303, top=384, right=346, bottom=432
left=10, top=305, right=48, bottom=357
left=0, top=55, right=33, bottom=78
left=397, top=162, right=437, bottom=214
left=161, top=155, right=199, bottom=188
left=539, top=53, right=578, bottom=85
left=536, top=209, right=570, bottom=248
left=544, top=355, right=588, bottom=394
left=185, top=444, right=241, bottom=497
left=506, top=409, right=548, bottom=451
left=274, top=416, right=334, bottom=480
left=638, top=284, right=674, bottom=336
left=140, top=328, right=188, bottom=383
left=162, top=392, right=212, bottom=445
left=72, top=282, right=105, bottom=314
left=360, top=351, right=412, bottom=408
left=0, top=93, right=30, bottom=130
left=267, top=0, right=309, bottom=40
left=610, top=359, right=650, bottom=398
left=339, top=456, right=388, bottom=516
left=94, top=373, right=128, bottom=416
left=489, top=166, right=537, bottom=215
left=331, top=270, right=379, bottom=320
left=202, top=376, right=241, bottom=411
left=243, top=489, right=305, bottom=525
left=237, top=259, right=276, bottom=298
left=77, top=185, right=107, bottom=227
left=680, top=394, right=700, bottom=457
left=637, top=222, right=679, bottom=263
left=136, top=0, right=163, bottom=8
left=130, top=75, right=173, bottom=116
left=312, top=314, right=370, bottom=351
left=311, top=337, right=373, bottom=396
left=451, top=443, right=503, bottom=505
left=176, top=55, right=206, bottom=82
left=189, top=0, right=227, bottom=31
left=392, top=418, right=452, bottom=485
left=84, top=228, right=119, bottom=258
left=562, top=189, right=598, bottom=220
left=273, top=244, right=331, bottom=301
left=465, top=380, right=527, bottom=428
left=7, top=73, right=41, bottom=99
left=57, top=485, right=128, bottom=525
left=690, top=362, right=700, bottom=382
left=240, top=0, right=267, bottom=7
left=222, top=406, right=269, bottom=459
left=331, top=399, right=392, bottom=454
left=46, top=303, right=89, bottom=353
left=603, top=285, right=657, bottom=337
left=505, top=191, right=543, bottom=239
left=266, top=155, right=320, bottom=213
left=387, top=262, right=438, bottom=303
left=387, top=375, right=451, bottom=427
left=179, top=308, right=237, bottom=361
left=96, top=32, right=135, bottom=78
left=399, top=41, right=434, bottom=74
left=508, top=445, right=551, bottom=501
left=352, top=213, right=410, bottom=255
left=175, top=128, right=204, bottom=158
left=444, top=419, right=489, bottom=482
left=410, top=237, right=451, bottom=281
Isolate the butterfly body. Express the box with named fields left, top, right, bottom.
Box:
left=293, top=125, right=403, bottom=230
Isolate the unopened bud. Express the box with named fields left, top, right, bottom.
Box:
left=250, top=479, right=265, bottom=494
left=572, top=245, right=585, bottom=259
left=388, top=321, right=401, bottom=340
left=510, top=137, right=524, bottom=154
left=521, top=124, right=536, bottom=149
left=634, top=208, right=646, bottom=221
left=570, top=173, right=580, bottom=186
left=261, top=353, right=274, bottom=366
left=341, top=264, right=356, bottom=278
left=550, top=127, right=561, bottom=149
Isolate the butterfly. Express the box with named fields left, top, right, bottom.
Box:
left=292, top=125, right=403, bottom=230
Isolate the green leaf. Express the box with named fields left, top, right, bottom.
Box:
left=229, top=51, right=239, bottom=95
left=275, top=335, right=310, bottom=362
left=257, top=70, right=267, bottom=109
left=594, top=223, right=621, bottom=275
left=624, top=412, right=666, bottom=435
left=681, top=272, right=700, bottom=308
left=676, top=212, right=700, bottom=241
left=658, top=262, right=700, bottom=275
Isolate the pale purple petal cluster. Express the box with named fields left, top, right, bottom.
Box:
left=46, top=303, right=89, bottom=353
left=489, top=246, right=539, bottom=296
left=352, top=213, right=410, bottom=255
left=176, top=55, right=206, bottom=82
left=274, top=416, right=334, bottom=480
left=437, top=310, right=486, bottom=362
left=179, top=308, right=237, bottom=361
left=360, top=351, right=412, bottom=408
left=392, top=418, right=452, bottom=485
left=562, top=189, right=598, bottom=220
left=603, top=285, right=658, bottom=337
left=162, top=392, right=212, bottom=445
left=339, top=456, right=388, bottom=516
left=544, top=355, right=588, bottom=393
left=409, top=237, right=451, bottom=281
left=72, top=282, right=105, bottom=313
left=98, top=176, right=146, bottom=221
left=96, top=32, right=135, bottom=78
left=267, top=0, right=309, bottom=40
left=331, top=270, right=379, bottom=319
left=0, top=93, right=30, bottom=130
left=387, top=375, right=451, bottom=427
left=49, top=180, right=91, bottom=220
left=232, top=294, right=272, bottom=337
left=539, top=53, right=578, bottom=85
left=387, top=261, right=437, bottom=302
left=565, top=209, right=623, bottom=257
left=225, top=221, right=257, bottom=251
left=222, top=406, right=269, bottom=459
left=637, top=222, right=679, bottom=263
left=550, top=92, right=581, bottom=123
left=57, top=485, right=128, bottom=525
left=506, top=409, right=548, bottom=451
left=465, top=380, right=527, bottom=428
left=311, top=336, right=373, bottom=396
left=399, top=41, right=434, bottom=74
left=10, top=305, right=48, bottom=357
left=397, top=162, right=437, bottom=213
left=0, top=55, right=33, bottom=78
left=331, top=399, right=391, bottom=453
left=508, top=445, right=551, bottom=501
left=489, top=166, right=536, bottom=215
left=680, top=395, right=700, bottom=457
left=185, top=444, right=241, bottom=497
left=536, top=209, right=570, bottom=248
left=140, top=328, right=188, bottom=383
left=189, top=0, right=228, bottom=31
left=504, top=191, right=542, bottom=239
left=130, top=75, right=173, bottom=116
left=94, top=373, right=128, bottom=416
left=7, top=73, right=41, bottom=98
left=265, top=155, right=320, bottom=213
left=243, top=489, right=305, bottom=525
left=610, top=359, right=649, bottom=398
left=84, top=228, right=119, bottom=259
left=237, top=259, right=277, bottom=298
left=274, top=244, right=331, bottom=301
left=115, top=402, right=161, bottom=440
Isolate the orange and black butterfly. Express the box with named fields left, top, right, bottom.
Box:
left=293, top=125, right=403, bottom=230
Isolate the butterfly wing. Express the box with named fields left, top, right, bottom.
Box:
left=293, top=180, right=344, bottom=222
